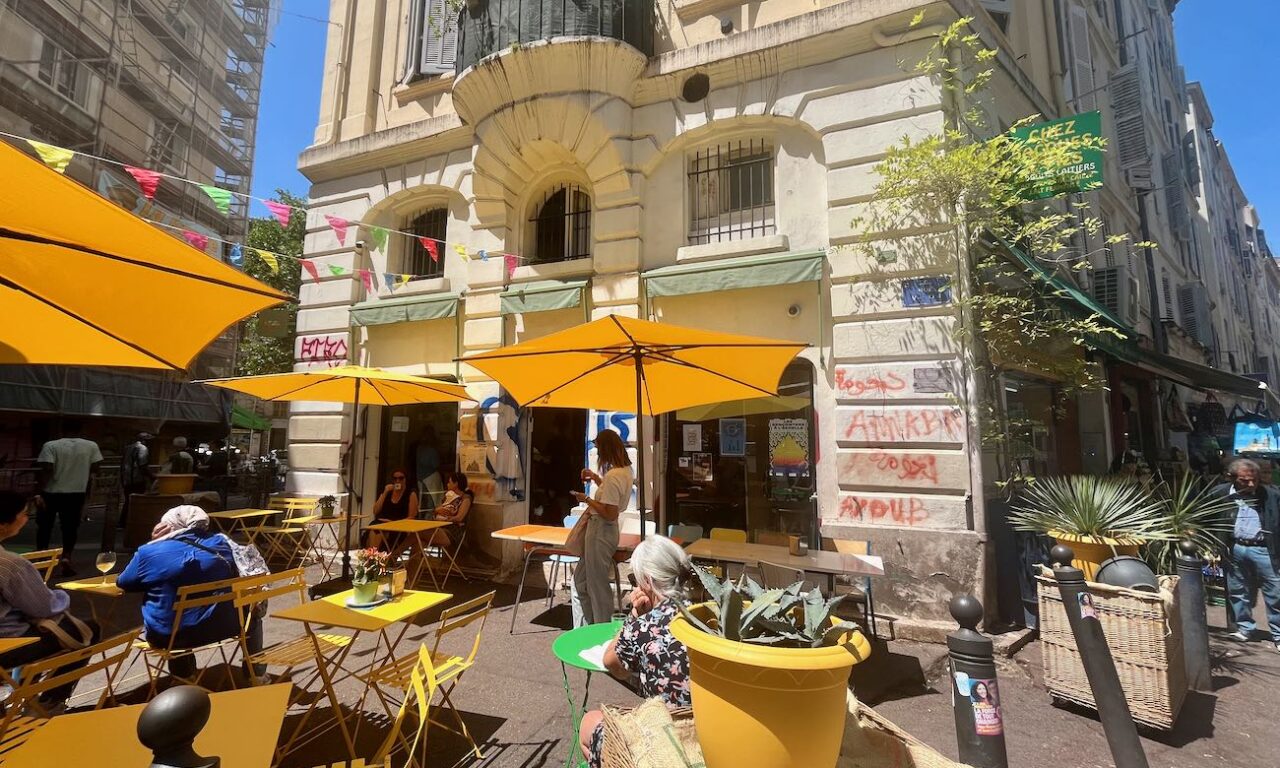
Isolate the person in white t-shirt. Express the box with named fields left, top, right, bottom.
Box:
left=571, top=429, right=634, bottom=625
left=35, top=420, right=103, bottom=575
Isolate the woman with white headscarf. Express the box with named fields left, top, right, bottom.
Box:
left=118, top=505, right=255, bottom=677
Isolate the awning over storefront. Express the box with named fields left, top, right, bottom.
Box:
left=643, top=250, right=825, bottom=298
left=230, top=404, right=271, bottom=430
left=499, top=279, right=587, bottom=315
left=350, top=293, right=459, bottom=327
left=993, top=236, right=1130, bottom=332
left=1132, top=347, right=1275, bottom=405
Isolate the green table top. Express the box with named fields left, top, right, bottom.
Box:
left=552, top=620, right=624, bottom=672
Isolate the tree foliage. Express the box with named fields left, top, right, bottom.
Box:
left=236, top=188, right=304, bottom=376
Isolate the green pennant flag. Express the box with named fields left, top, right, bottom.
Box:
left=369, top=226, right=388, bottom=253
left=199, top=184, right=233, bottom=215
left=328, top=264, right=348, bottom=276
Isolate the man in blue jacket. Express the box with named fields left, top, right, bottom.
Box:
left=1214, top=458, right=1280, bottom=651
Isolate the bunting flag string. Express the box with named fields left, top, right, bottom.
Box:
left=478, top=249, right=489, bottom=262
left=383, top=272, right=397, bottom=292
left=453, top=244, right=469, bottom=262
left=325, top=214, right=350, bottom=245
left=181, top=231, right=209, bottom=251
left=254, top=248, right=279, bottom=274
left=422, top=238, right=439, bottom=262
left=125, top=166, right=162, bottom=199
left=26, top=140, right=75, bottom=174
left=301, top=260, right=321, bottom=284
left=328, top=264, right=347, bottom=277
left=505, top=253, right=519, bottom=278
left=199, top=184, right=234, bottom=215
left=264, top=200, right=293, bottom=227
left=368, top=226, right=388, bottom=253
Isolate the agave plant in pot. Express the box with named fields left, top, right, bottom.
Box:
left=669, top=566, right=871, bottom=768
left=1008, top=475, right=1169, bottom=579
left=1143, top=472, right=1235, bottom=574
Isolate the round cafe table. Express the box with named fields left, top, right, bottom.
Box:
left=552, top=619, right=624, bottom=768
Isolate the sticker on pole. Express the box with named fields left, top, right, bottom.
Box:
left=970, top=678, right=1003, bottom=736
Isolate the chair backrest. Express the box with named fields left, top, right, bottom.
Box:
left=667, top=523, right=704, bottom=543
left=822, top=537, right=870, bottom=556
left=432, top=590, right=496, bottom=669
left=710, top=527, right=747, bottom=544
left=371, top=644, right=439, bottom=767
left=268, top=496, right=317, bottom=513
left=19, top=548, right=61, bottom=584
left=620, top=517, right=657, bottom=536
left=1, top=628, right=141, bottom=726
left=233, top=568, right=307, bottom=615
left=164, top=573, right=243, bottom=652
left=753, top=530, right=791, bottom=547
left=758, top=561, right=806, bottom=590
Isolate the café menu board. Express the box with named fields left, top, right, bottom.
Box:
left=768, top=418, right=809, bottom=476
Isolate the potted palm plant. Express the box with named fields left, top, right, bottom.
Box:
left=669, top=567, right=871, bottom=768
left=1008, top=475, right=1168, bottom=579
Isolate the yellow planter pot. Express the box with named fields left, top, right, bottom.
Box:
left=1050, top=531, right=1142, bottom=581
left=669, top=604, right=871, bottom=768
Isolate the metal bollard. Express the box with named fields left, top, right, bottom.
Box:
left=137, top=685, right=221, bottom=768
left=1174, top=539, right=1213, bottom=691
left=946, top=594, right=1010, bottom=768
left=1051, top=545, right=1150, bottom=768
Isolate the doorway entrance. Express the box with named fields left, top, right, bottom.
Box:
left=528, top=408, right=587, bottom=526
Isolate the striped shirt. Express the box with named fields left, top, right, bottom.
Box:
left=0, top=545, right=69, bottom=637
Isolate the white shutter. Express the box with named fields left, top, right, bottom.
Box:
left=1162, top=152, right=1190, bottom=242
left=1092, top=265, right=1122, bottom=316
left=403, top=0, right=425, bottom=81
left=1069, top=6, right=1096, bottom=111
left=1111, top=65, right=1149, bottom=174
left=420, top=0, right=458, bottom=74
left=1178, top=283, right=1212, bottom=346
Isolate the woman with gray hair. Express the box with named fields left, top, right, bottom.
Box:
left=578, top=535, right=694, bottom=767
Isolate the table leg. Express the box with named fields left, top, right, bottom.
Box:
left=275, top=624, right=360, bottom=762
left=560, top=662, right=593, bottom=768
left=510, top=546, right=545, bottom=633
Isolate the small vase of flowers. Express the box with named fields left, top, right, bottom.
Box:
left=352, top=548, right=390, bottom=605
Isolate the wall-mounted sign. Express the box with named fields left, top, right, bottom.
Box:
left=1011, top=111, right=1103, bottom=199
left=719, top=418, right=746, bottom=457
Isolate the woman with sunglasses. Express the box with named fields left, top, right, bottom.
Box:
left=365, top=468, right=418, bottom=552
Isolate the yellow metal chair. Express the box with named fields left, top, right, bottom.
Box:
left=133, top=574, right=245, bottom=695
left=363, top=590, right=496, bottom=760
left=232, top=568, right=352, bottom=686
left=822, top=537, right=880, bottom=637
left=0, top=629, right=141, bottom=757
left=19, top=549, right=61, bottom=584
left=709, top=527, right=748, bottom=543
left=753, top=530, right=791, bottom=548
left=348, top=645, right=440, bottom=768
left=258, top=500, right=323, bottom=567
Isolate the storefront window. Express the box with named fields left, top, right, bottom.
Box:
left=377, top=402, right=459, bottom=511
left=665, top=360, right=815, bottom=540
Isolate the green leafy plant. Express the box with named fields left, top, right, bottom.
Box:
left=677, top=566, right=859, bottom=648
left=1143, top=472, right=1234, bottom=572
left=238, top=189, right=303, bottom=376
left=1008, top=475, right=1168, bottom=542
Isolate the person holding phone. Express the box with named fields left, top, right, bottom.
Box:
left=571, top=429, right=634, bottom=625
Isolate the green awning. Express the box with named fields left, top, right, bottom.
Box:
left=1134, top=346, right=1275, bottom=403
left=993, top=236, right=1130, bottom=332
left=231, top=404, right=271, bottom=430
left=499, top=279, right=587, bottom=315
left=644, top=250, right=825, bottom=298
left=350, top=293, right=459, bottom=327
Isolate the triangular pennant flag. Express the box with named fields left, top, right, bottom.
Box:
left=328, top=264, right=348, bottom=276
left=124, top=166, right=162, bottom=199
left=182, top=230, right=209, bottom=251
left=478, top=249, right=489, bottom=262
left=383, top=273, right=397, bottom=291
left=254, top=248, right=279, bottom=273
left=264, top=200, right=293, bottom=227
left=27, top=140, right=74, bottom=173
left=398, top=274, right=412, bottom=287
left=420, top=238, right=439, bottom=263
left=358, top=269, right=376, bottom=292
left=301, top=259, right=320, bottom=283
left=504, top=253, right=519, bottom=278
left=368, top=226, right=388, bottom=253
left=199, top=184, right=233, bottom=215
left=453, top=244, right=469, bottom=262
left=229, top=244, right=244, bottom=266
left=325, top=214, right=350, bottom=245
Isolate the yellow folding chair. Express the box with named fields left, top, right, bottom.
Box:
left=369, top=645, right=440, bottom=768
left=133, top=574, right=244, bottom=695
left=258, top=501, right=323, bottom=567
left=19, top=549, right=61, bottom=584
left=0, top=629, right=141, bottom=757
left=362, top=590, right=496, bottom=760
left=709, top=527, right=748, bottom=543
left=232, top=568, right=352, bottom=686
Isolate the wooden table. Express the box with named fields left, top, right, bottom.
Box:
left=271, top=588, right=452, bottom=761
left=684, top=538, right=885, bottom=578
left=2, top=683, right=291, bottom=767
left=365, top=519, right=454, bottom=589
left=60, top=573, right=126, bottom=627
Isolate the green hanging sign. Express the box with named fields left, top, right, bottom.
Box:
left=1012, top=111, right=1104, bottom=199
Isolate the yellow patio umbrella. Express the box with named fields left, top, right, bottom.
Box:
left=675, top=394, right=810, bottom=423
left=0, top=139, right=288, bottom=368
left=200, top=365, right=472, bottom=579
left=461, top=315, right=805, bottom=535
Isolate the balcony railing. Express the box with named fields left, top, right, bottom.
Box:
left=456, top=0, right=655, bottom=75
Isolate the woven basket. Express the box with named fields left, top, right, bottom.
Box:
left=1035, top=568, right=1187, bottom=729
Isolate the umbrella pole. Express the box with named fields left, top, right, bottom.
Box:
left=635, top=355, right=646, bottom=540
left=342, top=380, right=361, bottom=581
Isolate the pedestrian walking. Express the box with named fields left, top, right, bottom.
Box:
left=1213, top=457, right=1280, bottom=651
left=166, top=436, right=195, bottom=474
left=571, top=428, right=633, bottom=626
left=119, top=432, right=155, bottom=530
left=35, top=419, right=102, bottom=576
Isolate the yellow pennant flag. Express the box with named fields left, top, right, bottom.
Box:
left=453, top=244, right=469, bottom=262
left=398, top=274, right=412, bottom=286
left=27, top=140, right=75, bottom=174
left=254, top=248, right=279, bottom=273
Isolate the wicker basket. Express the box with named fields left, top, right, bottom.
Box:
left=1035, top=568, right=1187, bottom=729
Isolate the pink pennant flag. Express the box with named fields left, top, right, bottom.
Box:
left=504, top=253, right=519, bottom=278
left=420, top=238, right=439, bottom=263
left=264, top=200, right=293, bottom=227
left=181, top=230, right=209, bottom=251
left=325, top=214, right=349, bottom=245
left=124, top=166, right=162, bottom=199
left=301, top=260, right=321, bottom=284
left=358, top=269, right=376, bottom=292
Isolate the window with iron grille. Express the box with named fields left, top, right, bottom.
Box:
left=687, top=139, right=775, bottom=245
left=530, top=184, right=591, bottom=263
left=405, top=208, right=448, bottom=279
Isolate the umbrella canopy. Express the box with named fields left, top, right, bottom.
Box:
left=199, top=365, right=471, bottom=405
left=0, top=139, right=288, bottom=369
left=675, top=395, right=810, bottom=423
left=461, top=315, right=806, bottom=415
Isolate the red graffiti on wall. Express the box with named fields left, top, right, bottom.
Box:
left=838, top=495, right=930, bottom=526
left=842, top=409, right=963, bottom=443
left=835, top=369, right=907, bottom=398
left=865, top=450, right=941, bottom=484
left=299, top=335, right=348, bottom=363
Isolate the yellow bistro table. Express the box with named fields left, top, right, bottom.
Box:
left=207, top=507, right=280, bottom=549
left=59, top=573, right=126, bottom=628
left=271, top=587, right=452, bottom=761
left=365, top=518, right=454, bottom=589
left=289, top=514, right=367, bottom=581
left=2, top=682, right=291, bottom=767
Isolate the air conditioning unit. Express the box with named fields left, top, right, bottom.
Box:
left=1092, top=266, right=1140, bottom=327
left=1125, top=167, right=1154, bottom=191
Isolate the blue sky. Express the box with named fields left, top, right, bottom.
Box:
left=1175, top=0, right=1279, bottom=232
left=250, top=2, right=1279, bottom=233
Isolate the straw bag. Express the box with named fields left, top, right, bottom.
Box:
left=564, top=512, right=591, bottom=557
left=600, top=700, right=701, bottom=768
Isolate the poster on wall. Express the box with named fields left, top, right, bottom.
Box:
left=768, top=418, right=809, bottom=476
left=459, top=443, right=489, bottom=474
left=719, top=418, right=746, bottom=457
left=691, top=452, right=714, bottom=482
left=682, top=423, right=702, bottom=451
left=1234, top=421, right=1280, bottom=457
left=390, top=416, right=410, bottom=433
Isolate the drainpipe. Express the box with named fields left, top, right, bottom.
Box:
left=1137, top=193, right=1168, bottom=354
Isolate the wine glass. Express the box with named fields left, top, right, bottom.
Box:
left=95, top=551, right=117, bottom=584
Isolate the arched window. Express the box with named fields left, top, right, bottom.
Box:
left=405, top=207, right=448, bottom=280
left=530, top=184, right=591, bottom=263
